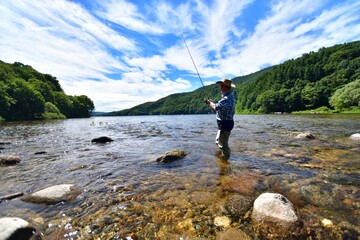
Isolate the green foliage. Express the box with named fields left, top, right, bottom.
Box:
left=4, top=78, right=45, bottom=120
left=42, top=102, right=66, bottom=119
left=330, top=79, right=360, bottom=110
left=0, top=61, right=95, bottom=121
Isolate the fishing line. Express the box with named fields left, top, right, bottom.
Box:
left=177, top=23, right=205, bottom=88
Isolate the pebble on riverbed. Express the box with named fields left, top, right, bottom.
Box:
left=214, top=216, right=231, bottom=228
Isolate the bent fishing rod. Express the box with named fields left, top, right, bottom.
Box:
left=177, top=24, right=205, bottom=88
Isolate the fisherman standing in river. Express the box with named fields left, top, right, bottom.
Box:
left=206, top=79, right=236, bottom=160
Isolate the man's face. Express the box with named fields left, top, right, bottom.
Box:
left=220, top=85, right=231, bottom=93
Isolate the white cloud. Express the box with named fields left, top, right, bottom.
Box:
left=218, top=0, right=360, bottom=76
left=0, top=0, right=193, bottom=111
left=96, top=0, right=165, bottom=34
left=194, top=0, right=253, bottom=55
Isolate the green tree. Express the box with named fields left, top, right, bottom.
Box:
left=5, top=78, right=45, bottom=120
left=0, top=81, right=15, bottom=116
left=42, top=102, right=66, bottom=119
left=53, top=92, right=72, bottom=118
left=330, top=79, right=360, bottom=110
left=70, top=95, right=95, bottom=118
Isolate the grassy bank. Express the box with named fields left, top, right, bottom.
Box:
left=292, top=106, right=360, bottom=114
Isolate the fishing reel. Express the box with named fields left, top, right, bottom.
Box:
left=204, top=98, right=210, bottom=105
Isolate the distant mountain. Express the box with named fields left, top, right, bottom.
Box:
left=106, top=40, right=360, bottom=116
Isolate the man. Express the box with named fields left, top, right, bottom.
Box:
left=206, top=78, right=236, bottom=159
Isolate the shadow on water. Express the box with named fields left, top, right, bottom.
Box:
left=0, top=114, right=359, bottom=239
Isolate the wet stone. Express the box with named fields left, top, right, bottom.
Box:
left=21, top=184, right=82, bottom=205
left=252, top=193, right=298, bottom=225
left=295, top=132, right=315, bottom=140
left=349, top=133, right=360, bottom=140
left=0, top=155, right=21, bottom=165
left=91, top=136, right=114, bottom=144
left=214, top=216, right=231, bottom=228
left=156, top=149, right=188, bottom=163
left=0, top=217, right=38, bottom=240
left=224, top=194, right=253, bottom=219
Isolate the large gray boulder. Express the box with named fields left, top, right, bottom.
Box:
left=0, top=155, right=21, bottom=165
left=21, top=184, right=82, bottom=205
left=0, top=217, right=38, bottom=240
left=252, top=192, right=298, bottom=226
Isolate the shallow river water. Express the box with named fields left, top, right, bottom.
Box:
left=0, top=114, right=359, bottom=239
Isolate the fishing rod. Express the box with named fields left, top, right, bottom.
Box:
left=177, top=24, right=205, bottom=88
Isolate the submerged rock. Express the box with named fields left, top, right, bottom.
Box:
left=91, top=136, right=114, bottom=144
left=0, top=217, right=38, bottom=240
left=252, top=192, right=298, bottom=225
left=21, top=184, right=82, bottom=205
left=349, top=133, right=360, bottom=140
left=0, top=155, right=21, bottom=165
left=216, top=228, right=252, bottom=240
left=156, top=149, right=188, bottom=163
left=224, top=195, right=253, bottom=219
left=214, top=216, right=231, bottom=228
left=295, top=132, right=315, bottom=140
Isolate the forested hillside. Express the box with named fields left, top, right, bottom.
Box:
left=108, top=40, right=359, bottom=116
left=237, top=40, right=360, bottom=113
left=0, top=61, right=94, bottom=121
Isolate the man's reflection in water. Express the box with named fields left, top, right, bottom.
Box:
left=216, top=151, right=232, bottom=176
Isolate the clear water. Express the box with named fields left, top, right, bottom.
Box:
left=0, top=114, right=359, bottom=239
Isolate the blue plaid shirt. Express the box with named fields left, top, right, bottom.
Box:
left=215, top=91, right=235, bottom=121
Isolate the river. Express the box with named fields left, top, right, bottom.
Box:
left=0, top=114, right=359, bottom=239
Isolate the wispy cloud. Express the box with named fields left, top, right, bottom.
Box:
left=219, top=0, right=360, bottom=75
left=0, top=0, right=359, bottom=112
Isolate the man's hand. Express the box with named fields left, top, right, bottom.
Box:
left=204, top=99, right=213, bottom=105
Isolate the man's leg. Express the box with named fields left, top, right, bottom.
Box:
left=215, top=130, right=231, bottom=159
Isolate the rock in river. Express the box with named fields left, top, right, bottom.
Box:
left=91, top=136, right=114, bottom=144
left=0, top=217, right=38, bottom=240
left=349, top=133, right=360, bottom=140
left=0, top=155, right=21, bottom=165
left=21, top=184, right=82, bottom=205
left=156, top=149, right=188, bottom=163
left=252, top=192, right=298, bottom=226
left=224, top=194, right=253, bottom=219
left=295, top=132, right=315, bottom=140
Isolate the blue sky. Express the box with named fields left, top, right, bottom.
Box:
left=1, top=0, right=359, bottom=112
